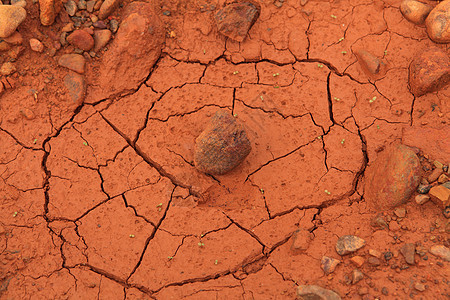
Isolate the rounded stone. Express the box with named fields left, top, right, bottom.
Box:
left=0, top=5, right=27, bottom=38
left=29, top=38, right=44, bottom=52
left=364, top=143, right=420, bottom=209
left=58, top=54, right=86, bottom=74
left=98, top=0, right=120, bottom=20
left=66, top=29, right=95, bottom=51
left=400, top=0, right=433, bottom=25
left=194, top=109, right=251, bottom=175
left=425, top=0, right=450, bottom=43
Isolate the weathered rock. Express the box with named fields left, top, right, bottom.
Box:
left=63, top=72, right=86, bottom=106
left=29, top=38, right=44, bottom=52
left=369, top=249, right=382, bottom=258
left=400, top=243, right=416, bottom=265
left=425, top=0, right=450, bottom=43
left=414, top=283, right=426, bottom=292
left=438, top=173, right=449, bottom=184
left=428, top=167, right=443, bottom=183
left=93, top=29, right=111, bottom=51
left=0, top=5, right=27, bottom=38
left=214, top=2, right=260, bottom=42
left=58, top=54, right=85, bottom=74
left=336, top=235, right=366, bottom=256
left=297, top=285, right=342, bottom=300
left=91, top=2, right=165, bottom=100
left=409, top=47, right=450, bottom=97
left=64, top=0, right=77, bottom=16
left=0, top=62, right=16, bottom=75
left=39, top=0, right=61, bottom=26
left=350, top=256, right=365, bottom=267
left=365, top=144, right=420, bottom=209
left=415, top=194, right=430, bottom=205
left=394, top=207, right=406, bottom=218
left=367, top=257, right=381, bottom=266
left=351, top=269, right=364, bottom=284
left=98, top=0, right=120, bottom=19
left=109, top=19, right=119, bottom=33
left=354, top=49, right=384, bottom=75
left=86, top=0, right=95, bottom=12
left=321, top=256, right=340, bottom=275
left=291, top=229, right=313, bottom=254
left=195, top=110, right=251, bottom=175
left=417, top=183, right=432, bottom=194
left=429, top=184, right=450, bottom=209
left=3, top=31, right=23, bottom=45
left=429, top=245, right=450, bottom=261
left=67, top=29, right=94, bottom=51
left=400, top=0, right=433, bottom=25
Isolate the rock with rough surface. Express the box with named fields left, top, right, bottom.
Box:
left=409, top=47, right=450, bottom=96
left=429, top=245, right=450, bottom=261
left=99, top=0, right=120, bottom=19
left=58, top=54, right=85, bottom=74
left=39, top=0, right=61, bottom=26
left=297, top=285, right=342, bottom=300
left=195, top=110, right=251, bottom=175
left=429, top=184, right=450, bottom=209
left=29, top=38, right=44, bottom=52
left=365, top=144, right=420, bottom=209
left=336, top=235, right=366, bottom=255
left=425, top=0, right=450, bottom=43
left=400, top=243, right=416, bottom=265
left=67, top=29, right=94, bottom=51
left=91, top=2, right=165, bottom=100
left=214, top=2, right=260, bottom=42
left=354, top=49, right=384, bottom=75
left=321, top=256, right=341, bottom=275
left=400, top=0, right=433, bottom=25
left=93, top=29, right=112, bottom=51
left=0, top=5, right=27, bottom=38
left=64, top=72, right=86, bottom=106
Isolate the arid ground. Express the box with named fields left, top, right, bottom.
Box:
left=0, top=0, right=449, bottom=299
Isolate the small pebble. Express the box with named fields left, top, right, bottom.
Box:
left=400, top=243, right=416, bottom=265
left=320, top=256, right=341, bottom=275
left=415, top=194, right=430, bottom=205
left=0, top=62, right=16, bottom=75
left=29, top=38, right=44, bottom=52
left=351, top=269, right=364, bottom=284
left=350, top=256, right=365, bottom=267
left=109, top=19, right=119, bottom=33
left=336, top=235, right=366, bottom=255
left=417, top=183, right=432, bottom=194
left=394, top=207, right=406, bottom=218
left=414, top=283, right=426, bottom=292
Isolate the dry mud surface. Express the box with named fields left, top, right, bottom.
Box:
left=0, top=0, right=449, bottom=299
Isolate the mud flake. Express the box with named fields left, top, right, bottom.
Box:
left=202, top=58, right=257, bottom=87
left=242, top=264, right=296, bottom=298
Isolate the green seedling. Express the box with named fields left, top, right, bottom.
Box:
left=168, top=256, right=173, bottom=260
left=156, top=203, right=163, bottom=211
left=369, top=96, right=376, bottom=103
left=273, top=85, right=280, bottom=88
left=273, top=73, right=280, bottom=77
left=198, top=242, right=205, bottom=247
left=200, top=234, right=204, bottom=237
left=214, top=259, right=218, bottom=265
left=331, top=14, right=337, bottom=19
left=324, top=190, right=331, bottom=195
left=333, top=97, right=340, bottom=101
left=317, top=64, right=324, bottom=68
left=233, top=70, right=239, bottom=75
left=12, top=211, right=18, bottom=217
left=377, top=125, right=380, bottom=129
left=384, top=50, right=387, bottom=55
left=83, top=141, right=88, bottom=146
left=341, top=51, right=347, bottom=54
left=129, top=234, right=135, bottom=238
left=260, top=95, right=264, bottom=100
left=233, top=113, right=238, bottom=118
left=317, top=135, right=322, bottom=140
left=341, top=139, right=345, bottom=144
left=338, top=37, right=344, bottom=42
left=33, top=138, right=37, bottom=144
left=260, top=188, right=264, bottom=194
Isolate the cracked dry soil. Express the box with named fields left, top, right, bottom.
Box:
left=1, top=0, right=449, bottom=299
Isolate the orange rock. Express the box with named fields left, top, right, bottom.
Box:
left=425, top=0, right=450, bottom=43
left=400, top=0, right=432, bottom=25
left=350, top=256, right=365, bottom=267
left=429, top=184, right=450, bottom=209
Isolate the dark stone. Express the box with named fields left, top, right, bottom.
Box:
left=214, top=2, right=260, bottom=42
left=417, top=183, right=432, bottom=194
left=194, top=110, right=251, bottom=175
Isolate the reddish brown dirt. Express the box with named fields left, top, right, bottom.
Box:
left=1, top=0, right=449, bottom=299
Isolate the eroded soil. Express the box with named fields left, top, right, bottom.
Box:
left=1, top=0, right=449, bottom=299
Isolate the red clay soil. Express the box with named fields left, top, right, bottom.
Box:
left=1, top=0, right=449, bottom=299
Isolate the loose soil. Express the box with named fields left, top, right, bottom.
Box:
left=1, top=0, right=449, bottom=299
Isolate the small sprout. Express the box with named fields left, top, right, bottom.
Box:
left=198, top=242, right=205, bottom=247
left=12, top=211, right=18, bottom=217
left=260, top=188, right=264, bottom=194
left=129, top=234, right=135, bottom=238
left=272, top=72, right=280, bottom=77
left=214, top=259, right=218, bottom=265
left=200, top=234, right=204, bottom=237
left=260, top=95, right=264, bottom=100
left=333, top=97, right=340, bottom=101
left=369, top=96, right=377, bottom=103
left=377, top=125, right=380, bottom=129
left=203, top=49, right=206, bottom=54
left=324, top=190, right=331, bottom=195
left=233, top=113, right=238, bottom=118
left=338, top=37, right=344, bottom=42
left=341, top=138, right=345, bottom=144
left=233, top=70, right=239, bottom=75
left=341, top=51, right=347, bottom=54
left=384, top=50, right=387, bottom=55
left=331, top=14, right=337, bottom=19
left=273, top=85, right=280, bottom=88
left=168, top=256, right=173, bottom=260
left=33, top=138, right=37, bottom=144
left=317, top=135, right=322, bottom=140
left=156, top=203, right=163, bottom=211
left=317, top=64, right=324, bottom=68
left=83, top=141, right=88, bottom=146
